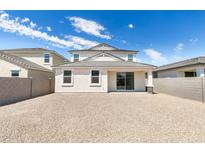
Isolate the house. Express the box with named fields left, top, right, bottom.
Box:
left=0, top=52, right=53, bottom=79
left=154, top=57, right=205, bottom=78
left=53, top=43, right=155, bottom=93
left=1, top=48, right=67, bottom=70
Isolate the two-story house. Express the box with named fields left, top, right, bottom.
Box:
left=0, top=48, right=66, bottom=79
left=53, top=43, right=155, bottom=93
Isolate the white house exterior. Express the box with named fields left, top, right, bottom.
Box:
left=154, top=57, right=205, bottom=78
left=54, top=43, right=155, bottom=93
left=0, top=52, right=54, bottom=79
left=1, top=48, right=67, bottom=70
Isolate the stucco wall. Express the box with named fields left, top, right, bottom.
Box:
left=28, top=69, right=55, bottom=95
left=0, top=59, right=28, bottom=77
left=10, top=53, right=65, bottom=70
left=12, top=53, right=53, bottom=70
left=108, top=71, right=145, bottom=92
left=55, top=68, right=108, bottom=92
left=153, top=77, right=205, bottom=102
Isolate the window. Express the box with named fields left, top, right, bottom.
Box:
left=74, top=54, right=79, bottom=62
left=11, top=70, right=19, bottom=77
left=44, top=53, right=50, bottom=63
left=63, top=70, right=72, bottom=84
left=91, top=70, right=100, bottom=84
left=184, top=72, right=197, bottom=77
left=128, top=54, right=133, bottom=61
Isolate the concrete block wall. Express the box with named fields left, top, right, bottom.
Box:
left=0, top=77, right=31, bottom=105
left=0, top=77, right=54, bottom=106
left=153, top=77, right=205, bottom=102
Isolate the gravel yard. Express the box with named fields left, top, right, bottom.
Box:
left=0, top=92, right=205, bottom=142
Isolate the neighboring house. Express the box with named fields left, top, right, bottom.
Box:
left=0, top=52, right=53, bottom=79
left=1, top=48, right=67, bottom=70
left=53, top=43, right=155, bottom=93
left=154, top=57, right=205, bottom=78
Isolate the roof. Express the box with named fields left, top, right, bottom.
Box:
left=53, top=61, right=155, bottom=68
left=1, top=48, right=67, bottom=60
left=154, top=56, right=205, bottom=71
left=0, top=52, right=53, bottom=72
left=69, top=43, right=138, bottom=53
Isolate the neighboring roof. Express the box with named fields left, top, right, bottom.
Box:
left=0, top=52, right=52, bottom=72
left=1, top=48, right=67, bottom=60
left=69, top=43, right=138, bottom=53
left=53, top=60, right=155, bottom=68
left=154, top=56, right=205, bottom=71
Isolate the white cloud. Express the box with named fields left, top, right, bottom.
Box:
left=174, top=43, right=184, bottom=53
left=30, top=21, right=37, bottom=28
left=189, top=38, right=198, bottom=43
left=46, top=26, right=52, bottom=32
left=68, top=16, right=111, bottom=39
left=38, top=27, right=43, bottom=30
left=0, top=11, right=98, bottom=49
left=121, top=40, right=127, bottom=44
left=144, top=48, right=166, bottom=62
left=21, top=17, right=30, bottom=23
left=64, top=35, right=98, bottom=49
left=128, top=24, right=134, bottom=29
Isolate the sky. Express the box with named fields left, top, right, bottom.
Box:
left=0, top=10, right=205, bottom=66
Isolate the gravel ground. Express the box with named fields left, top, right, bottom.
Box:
left=0, top=92, right=205, bottom=143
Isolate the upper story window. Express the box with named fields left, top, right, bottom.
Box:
left=11, top=70, right=19, bottom=77
left=74, top=54, right=80, bottom=62
left=128, top=54, right=133, bottom=61
left=91, top=70, right=100, bottom=84
left=63, top=70, right=72, bottom=84
left=44, top=53, right=50, bottom=63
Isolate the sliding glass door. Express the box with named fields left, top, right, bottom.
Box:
left=117, top=72, right=134, bottom=90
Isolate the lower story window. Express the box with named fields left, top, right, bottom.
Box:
left=63, top=70, right=72, bottom=84
left=91, top=70, right=100, bottom=84
left=11, top=70, right=19, bottom=77
left=184, top=71, right=196, bottom=77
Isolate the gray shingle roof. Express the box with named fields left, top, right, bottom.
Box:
left=53, top=60, right=155, bottom=68
left=0, top=52, right=52, bottom=72
left=154, top=56, right=205, bottom=71
left=69, top=43, right=138, bottom=53
left=1, top=48, right=66, bottom=60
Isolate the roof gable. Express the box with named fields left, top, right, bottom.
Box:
left=83, top=52, right=125, bottom=62
left=88, top=43, right=118, bottom=50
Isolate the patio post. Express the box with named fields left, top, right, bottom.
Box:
left=146, top=70, right=154, bottom=94
left=196, top=67, right=205, bottom=77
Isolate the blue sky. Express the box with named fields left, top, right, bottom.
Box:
left=0, top=10, right=205, bottom=66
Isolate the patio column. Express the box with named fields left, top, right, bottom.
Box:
left=146, top=70, right=154, bottom=94
left=196, top=67, right=205, bottom=77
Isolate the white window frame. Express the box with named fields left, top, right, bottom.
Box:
left=11, top=70, right=19, bottom=77
left=62, top=69, right=73, bottom=86
left=44, top=53, right=50, bottom=64
left=73, top=54, right=80, bottom=62
left=90, top=69, right=101, bottom=86
left=128, top=54, right=133, bottom=61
